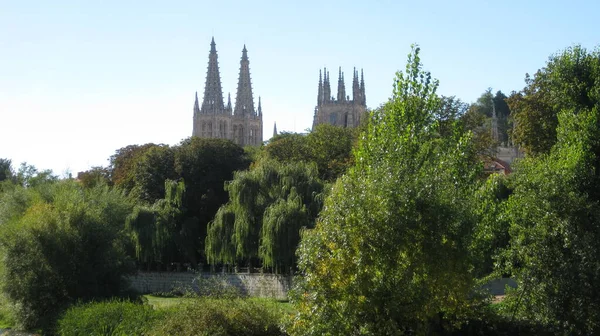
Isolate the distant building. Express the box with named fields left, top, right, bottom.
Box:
left=192, top=38, right=263, bottom=146
left=312, top=67, right=367, bottom=129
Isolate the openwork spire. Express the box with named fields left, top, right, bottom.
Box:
left=234, top=45, right=255, bottom=117
left=201, top=37, right=225, bottom=114
left=318, top=69, right=323, bottom=106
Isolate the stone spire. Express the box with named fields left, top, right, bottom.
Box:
left=337, top=67, right=346, bottom=102
left=234, top=45, right=255, bottom=117
left=200, top=37, right=225, bottom=114
left=226, top=92, right=232, bottom=112
left=258, top=96, right=262, bottom=117
left=352, top=68, right=360, bottom=103
left=317, top=69, right=323, bottom=106
left=360, top=69, right=366, bottom=106
left=323, top=68, right=331, bottom=103
left=193, top=91, right=200, bottom=116
left=273, top=122, right=277, bottom=137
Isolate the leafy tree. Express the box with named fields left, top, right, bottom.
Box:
left=288, top=46, right=481, bottom=335
left=0, top=180, right=135, bottom=330
left=110, top=143, right=160, bottom=192
left=126, top=180, right=189, bottom=270
left=174, top=137, right=250, bottom=264
left=265, top=125, right=357, bottom=181
left=508, top=45, right=600, bottom=156
left=77, top=166, right=112, bottom=188
left=499, top=106, right=600, bottom=335
left=0, top=159, right=13, bottom=183
left=206, top=160, right=324, bottom=273
left=130, top=145, right=177, bottom=203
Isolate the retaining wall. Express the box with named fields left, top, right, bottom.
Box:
left=128, top=272, right=293, bottom=300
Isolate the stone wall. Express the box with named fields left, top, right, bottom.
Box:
left=128, top=272, right=293, bottom=300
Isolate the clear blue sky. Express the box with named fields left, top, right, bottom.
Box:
left=1, top=0, right=598, bottom=175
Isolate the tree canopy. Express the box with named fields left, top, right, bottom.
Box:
left=289, top=46, right=482, bottom=335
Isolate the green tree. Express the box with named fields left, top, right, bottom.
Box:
left=265, top=125, right=357, bottom=181
left=508, top=45, right=600, bottom=156
left=206, top=160, right=324, bottom=273
left=0, top=180, right=135, bottom=330
left=499, top=106, right=600, bottom=335
left=289, top=46, right=481, bottom=335
left=77, top=166, right=111, bottom=188
left=0, top=159, right=13, bottom=183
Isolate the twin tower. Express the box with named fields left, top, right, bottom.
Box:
left=192, top=38, right=263, bottom=146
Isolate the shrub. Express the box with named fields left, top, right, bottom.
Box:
left=0, top=180, right=135, bottom=330
left=149, top=298, right=286, bottom=336
left=56, top=300, right=160, bottom=336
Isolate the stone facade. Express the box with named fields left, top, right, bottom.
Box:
left=128, top=272, right=292, bottom=300
left=312, top=67, right=367, bottom=129
left=192, top=38, right=263, bottom=146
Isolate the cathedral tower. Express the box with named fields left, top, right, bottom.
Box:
left=312, top=66, right=367, bottom=129
left=192, top=38, right=263, bottom=146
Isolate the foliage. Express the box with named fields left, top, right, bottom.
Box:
left=148, top=297, right=286, bottom=336
left=125, top=180, right=185, bottom=270
left=0, top=159, right=13, bottom=183
left=56, top=299, right=160, bottom=336
left=0, top=180, right=135, bottom=330
left=77, top=166, right=112, bottom=189
left=508, top=45, right=600, bottom=156
left=265, top=125, right=357, bottom=181
left=206, top=160, right=324, bottom=273
left=499, top=106, right=600, bottom=335
left=289, top=45, right=481, bottom=335
left=470, top=174, right=512, bottom=278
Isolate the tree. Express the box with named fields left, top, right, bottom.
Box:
left=173, top=137, right=250, bottom=265
left=508, top=45, right=600, bottom=156
left=0, top=180, right=135, bottom=330
left=206, top=159, right=324, bottom=273
left=499, top=106, right=600, bottom=335
left=0, top=159, right=13, bottom=183
left=109, top=143, right=160, bottom=192
left=77, top=166, right=111, bottom=188
left=288, top=46, right=481, bottom=335
left=264, top=125, right=357, bottom=181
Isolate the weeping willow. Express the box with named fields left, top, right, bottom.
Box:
left=259, top=188, right=310, bottom=273
left=125, top=179, right=186, bottom=269
left=205, top=160, right=324, bottom=272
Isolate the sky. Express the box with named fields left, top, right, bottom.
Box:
left=1, top=0, right=598, bottom=175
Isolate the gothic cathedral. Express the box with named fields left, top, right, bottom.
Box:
left=192, top=38, right=263, bottom=146
left=312, top=67, right=366, bottom=129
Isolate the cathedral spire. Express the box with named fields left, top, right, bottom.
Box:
left=234, top=45, right=255, bottom=117
left=352, top=68, right=360, bottom=103
left=337, top=67, right=346, bottom=102
left=200, top=37, right=225, bottom=114
left=273, top=122, right=277, bottom=137
left=193, top=91, right=200, bottom=114
left=360, top=69, right=366, bottom=106
left=226, top=92, right=232, bottom=111
left=323, top=67, right=331, bottom=103
left=258, top=96, right=262, bottom=116
left=318, top=69, right=323, bottom=106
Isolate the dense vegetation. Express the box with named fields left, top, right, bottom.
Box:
left=0, top=43, right=599, bottom=335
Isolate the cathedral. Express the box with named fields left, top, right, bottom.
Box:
left=192, top=38, right=263, bottom=146
left=312, top=67, right=367, bottom=129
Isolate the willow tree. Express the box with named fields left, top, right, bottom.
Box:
left=126, top=179, right=199, bottom=269
left=288, top=46, right=481, bottom=335
left=206, top=160, right=324, bottom=273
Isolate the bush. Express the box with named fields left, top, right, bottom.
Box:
left=0, top=180, right=136, bottom=330
left=56, top=300, right=160, bottom=336
left=149, top=298, right=286, bottom=336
